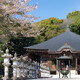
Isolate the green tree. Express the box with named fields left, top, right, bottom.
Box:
left=67, top=11, right=80, bottom=35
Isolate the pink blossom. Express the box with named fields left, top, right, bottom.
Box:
left=0, top=0, right=38, bottom=23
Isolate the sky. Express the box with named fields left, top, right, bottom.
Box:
left=30, top=0, right=80, bottom=22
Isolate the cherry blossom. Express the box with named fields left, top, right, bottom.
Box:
left=0, top=0, right=38, bottom=23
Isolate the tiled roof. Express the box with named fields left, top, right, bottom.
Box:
left=25, top=28, right=80, bottom=51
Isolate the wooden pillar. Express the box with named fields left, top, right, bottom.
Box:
left=56, top=59, right=58, bottom=70
left=59, top=60, right=60, bottom=78
left=48, top=60, right=52, bottom=69
left=69, top=60, right=71, bottom=78
left=75, top=58, right=78, bottom=70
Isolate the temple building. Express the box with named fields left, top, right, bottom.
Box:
left=24, top=28, right=80, bottom=77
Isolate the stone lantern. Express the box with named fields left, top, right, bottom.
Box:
left=2, top=48, right=12, bottom=80
left=11, top=53, right=18, bottom=79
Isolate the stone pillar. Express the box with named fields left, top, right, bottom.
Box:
left=34, top=61, right=38, bottom=78
left=32, top=61, right=36, bottom=78
left=28, top=59, right=32, bottom=78
left=2, top=48, right=12, bottom=80
left=31, top=61, right=37, bottom=78
left=17, top=58, right=21, bottom=78
left=23, top=61, right=25, bottom=77
left=11, top=53, right=18, bottom=79
left=24, top=56, right=28, bottom=78
left=30, top=60, right=34, bottom=78
left=19, top=56, right=24, bottom=77
left=26, top=57, right=30, bottom=78
left=37, top=62, right=40, bottom=78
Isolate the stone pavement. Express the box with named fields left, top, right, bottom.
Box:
left=28, top=78, right=80, bottom=80
left=1, top=78, right=80, bottom=80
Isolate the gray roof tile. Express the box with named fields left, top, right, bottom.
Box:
left=25, top=29, right=80, bottom=51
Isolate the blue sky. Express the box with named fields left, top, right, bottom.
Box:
left=30, top=0, right=80, bottom=22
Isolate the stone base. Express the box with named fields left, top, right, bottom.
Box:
left=17, top=77, right=26, bottom=80
left=12, top=77, right=17, bottom=80
left=2, top=78, right=13, bottom=80
left=2, top=76, right=9, bottom=80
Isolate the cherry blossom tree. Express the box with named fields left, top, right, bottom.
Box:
left=0, top=0, right=38, bottom=23
left=0, top=0, right=39, bottom=51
